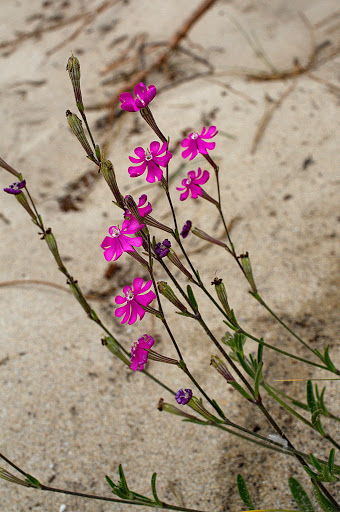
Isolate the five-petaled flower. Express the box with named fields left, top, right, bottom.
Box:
left=115, top=278, right=156, bottom=325
left=4, top=180, right=26, bottom=195
left=176, top=168, right=210, bottom=201
left=128, top=141, right=172, bottom=183
left=175, top=389, right=193, bottom=405
left=154, top=239, right=171, bottom=258
left=180, top=220, right=192, bottom=239
left=101, top=217, right=144, bottom=262
left=181, top=126, right=218, bottom=160
left=119, top=82, right=157, bottom=112
left=130, top=334, right=155, bottom=371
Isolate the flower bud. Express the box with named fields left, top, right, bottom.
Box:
left=192, top=227, right=227, bottom=247
left=66, top=110, right=95, bottom=161
left=157, top=281, right=188, bottom=313
left=102, top=336, right=130, bottom=366
left=239, top=252, right=257, bottom=293
left=157, top=399, right=201, bottom=421
left=210, top=355, right=235, bottom=382
left=167, top=250, right=193, bottom=281
left=100, top=159, right=124, bottom=207
left=66, top=54, right=84, bottom=112
left=68, top=280, right=92, bottom=316
left=212, top=278, right=232, bottom=318
left=44, top=229, right=64, bottom=269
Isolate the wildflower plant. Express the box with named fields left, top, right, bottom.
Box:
left=0, top=54, right=339, bottom=512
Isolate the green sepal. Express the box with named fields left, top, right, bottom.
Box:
left=236, top=474, right=254, bottom=509
left=253, top=361, right=263, bottom=399
left=95, top=144, right=101, bottom=161
left=288, top=477, right=315, bottom=512
left=25, top=474, right=41, bottom=489
left=186, top=285, right=198, bottom=312
left=151, top=473, right=163, bottom=506
left=313, top=485, right=337, bottom=512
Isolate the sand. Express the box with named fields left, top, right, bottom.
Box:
left=0, top=0, right=339, bottom=510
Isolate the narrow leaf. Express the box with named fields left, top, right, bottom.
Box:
left=328, top=449, right=335, bottom=475
left=254, top=361, right=263, bottom=399
left=288, top=477, right=315, bottom=512
left=306, top=381, right=317, bottom=413
left=186, top=285, right=198, bottom=312
left=237, top=474, right=254, bottom=509
left=313, top=485, right=336, bottom=512
left=151, top=473, right=162, bottom=506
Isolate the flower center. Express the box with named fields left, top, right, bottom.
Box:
left=191, top=132, right=198, bottom=140
left=184, top=391, right=191, bottom=399
left=136, top=95, right=146, bottom=106
left=144, top=148, right=153, bottom=161
left=185, top=178, right=191, bottom=186
left=111, top=227, right=121, bottom=237
left=125, top=289, right=134, bottom=301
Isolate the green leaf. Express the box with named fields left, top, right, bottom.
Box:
left=313, top=485, right=337, bottom=512
left=186, top=285, right=198, bottom=312
left=310, top=454, right=323, bottom=472
left=151, top=473, right=163, bottom=506
left=254, top=361, right=263, bottom=399
left=25, top=474, right=41, bottom=489
left=328, top=449, right=335, bottom=475
left=257, top=342, right=264, bottom=364
left=212, top=399, right=226, bottom=420
left=236, top=474, right=254, bottom=509
left=292, top=399, right=310, bottom=412
left=306, top=380, right=317, bottom=413
left=324, top=346, right=337, bottom=372
left=118, top=464, right=129, bottom=496
left=231, top=382, right=253, bottom=401
left=288, top=477, right=315, bottom=512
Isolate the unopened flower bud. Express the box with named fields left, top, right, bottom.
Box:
left=66, top=110, right=95, bottom=161
left=158, top=399, right=201, bottom=421
left=239, top=252, right=257, bottom=293
left=68, top=280, right=92, bottom=316
left=44, top=229, right=64, bottom=269
left=212, top=278, right=232, bottom=318
left=100, top=159, right=124, bottom=207
left=102, top=336, right=130, bottom=366
left=157, top=281, right=188, bottom=313
left=167, top=250, right=193, bottom=281
left=66, top=54, right=84, bottom=112
left=210, top=355, right=235, bottom=382
left=192, top=227, right=227, bottom=247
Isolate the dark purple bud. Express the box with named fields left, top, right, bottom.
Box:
left=3, top=180, right=26, bottom=195
left=154, top=239, right=171, bottom=258
left=175, top=388, right=192, bottom=405
left=180, top=220, right=192, bottom=239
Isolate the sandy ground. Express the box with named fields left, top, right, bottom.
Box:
left=0, top=0, right=339, bottom=511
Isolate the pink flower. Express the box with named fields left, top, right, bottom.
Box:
left=181, top=126, right=218, bottom=160
left=115, top=278, right=156, bottom=325
left=176, top=168, right=210, bottom=201
left=130, top=334, right=155, bottom=371
left=101, top=217, right=144, bottom=262
left=119, top=83, right=157, bottom=112
left=128, top=141, right=172, bottom=183
left=124, top=194, right=152, bottom=221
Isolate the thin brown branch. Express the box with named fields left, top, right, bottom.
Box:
left=251, top=81, right=296, bottom=154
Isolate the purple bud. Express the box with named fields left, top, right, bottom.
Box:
left=154, top=239, right=171, bottom=258
left=180, top=220, right=192, bottom=239
left=3, top=180, right=26, bottom=195
left=175, top=388, right=192, bottom=405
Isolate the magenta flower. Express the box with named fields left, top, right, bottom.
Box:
left=181, top=126, right=218, bottom=160
left=180, top=220, right=192, bottom=239
left=115, top=278, right=156, bottom=325
left=119, top=82, right=157, bottom=112
left=176, top=168, right=210, bottom=201
left=124, top=194, right=152, bottom=222
left=128, top=141, right=172, bottom=183
left=101, top=217, right=144, bottom=262
left=130, top=334, right=155, bottom=371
